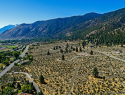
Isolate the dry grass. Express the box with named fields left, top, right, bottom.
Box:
left=1, top=42, right=125, bottom=94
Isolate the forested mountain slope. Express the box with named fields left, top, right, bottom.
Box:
left=0, top=13, right=102, bottom=39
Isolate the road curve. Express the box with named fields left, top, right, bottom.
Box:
left=8, top=72, right=40, bottom=93
left=0, top=45, right=29, bottom=78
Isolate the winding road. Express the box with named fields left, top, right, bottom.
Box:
left=0, top=45, right=29, bottom=78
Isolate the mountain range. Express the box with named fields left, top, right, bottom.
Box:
left=0, top=7, right=125, bottom=40
left=0, top=25, right=17, bottom=34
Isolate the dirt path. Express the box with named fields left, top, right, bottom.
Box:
left=65, top=63, right=81, bottom=95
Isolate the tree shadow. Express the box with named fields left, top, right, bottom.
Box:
left=96, top=76, right=105, bottom=79
left=42, top=81, right=47, bottom=84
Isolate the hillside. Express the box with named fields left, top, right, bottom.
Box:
left=0, top=13, right=102, bottom=39
left=0, top=25, right=17, bottom=34
left=61, top=7, right=125, bottom=40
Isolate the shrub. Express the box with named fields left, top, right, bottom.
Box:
left=102, top=76, right=105, bottom=79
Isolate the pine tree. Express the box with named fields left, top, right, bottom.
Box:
left=90, top=50, right=93, bottom=55
left=71, top=46, right=73, bottom=49
left=17, top=82, right=21, bottom=90
left=92, top=67, right=99, bottom=78
left=53, top=46, right=55, bottom=50
left=39, top=75, right=44, bottom=83
left=65, top=47, right=68, bottom=53
left=80, top=47, right=82, bottom=52
left=62, top=54, right=65, bottom=60
left=76, top=47, right=78, bottom=52
left=47, top=50, right=50, bottom=55
left=60, top=49, right=63, bottom=53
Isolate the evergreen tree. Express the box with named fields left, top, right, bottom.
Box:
left=82, top=41, right=86, bottom=48
left=53, top=46, right=55, bottom=50
left=47, top=50, right=50, bottom=55
left=39, top=75, right=44, bottom=83
left=60, top=49, right=63, bottom=53
left=62, top=54, right=65, bottom=60
left=90, top=50, right=93, bottom=55
left=80, top=47, right=82, bottom=52
left=17, top=82, right=21, bottom=90
left=66, top=43, right=69, bottom=47
left=69, top=49, right=72, bottom=53
left=92, top=67, right=99, bottom=78
left=76, top=47, right=78, bottom=52
left=71, top=46, right=73, bottom=49
left=65, top=47, right=68, bottom=53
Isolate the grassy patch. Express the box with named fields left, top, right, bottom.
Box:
left=5, top=45, right=18, bottom=48
left=0, top=45, right=18, bottom=49
left=20, top=51, right=23, bottom=54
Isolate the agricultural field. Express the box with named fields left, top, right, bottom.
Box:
left=1, top=41, right=125, bottom=94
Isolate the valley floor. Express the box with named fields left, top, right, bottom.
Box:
left=1, top=42, right=125, bottom=94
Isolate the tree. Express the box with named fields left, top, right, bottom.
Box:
left=60, top=49, right=63, bottom=53
left=66, top=43, right=69, bottom=47
left=21, top=85, right=32, bottom=93
left=82, top=41, right=86, bottom=48
left=17, top=82, right=21, bottom=90
left=3, top=60, right=9, bottom=66
left=90, top=50, right=93, bottom=55
left=76, top=47, right=78, bottom=52
left=69, top=49, right=72, bottom=53
left=65, top=47, right=68, bottom=53
left=80, top=47, right=82, bottom=52
left=71, top=46, right=73, bottom=49
left=121, top=43, right=123, bottom=47
left=62, top=54, right=65, bottom=60
left=13, top=51, right=19, bottom=59
left=1, top=85, right=4, bottom=90
left=37, top=91, right=43, bottom=95
left=53, top=46, right=55, bottom=50
left=39, top=75, right=44, bottom=83
left=47, top=50, right=50, bottom=55
left=92, top=67, right=99, bottom=78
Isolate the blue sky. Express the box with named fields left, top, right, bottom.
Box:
left=0, top=0, right=125, bottom=28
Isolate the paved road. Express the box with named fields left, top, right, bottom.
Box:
left=20, top=45, right=29, bottom=58
left=8, top=72, right=40, bottom=93
left=0, top=45, right=29, bottom=78
left=0, top=59, right=20, bottom=78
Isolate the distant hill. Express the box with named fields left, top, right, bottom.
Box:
left=0, top=25, right=17, bottom=34
left=0, top=13, right=102, bottom=39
